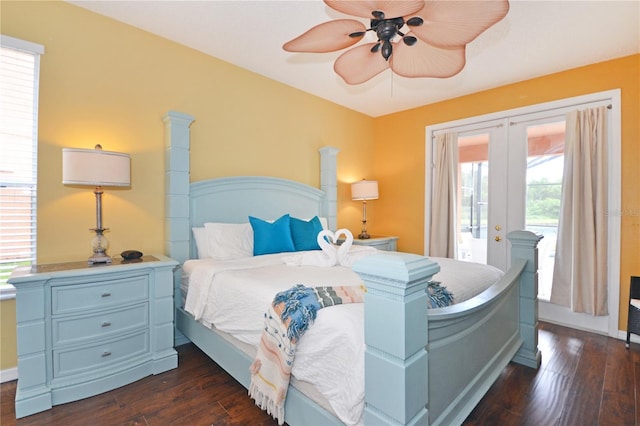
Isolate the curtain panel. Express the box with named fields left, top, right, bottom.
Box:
left=429, top=132, right=458, bottom=258
left=550, top=106, right=608, bottom=316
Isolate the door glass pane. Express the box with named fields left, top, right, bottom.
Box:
left=525, top=121, right=565, bottom=300
left=457, top=134, right=489, bottom=263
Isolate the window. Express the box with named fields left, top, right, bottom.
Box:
left=0, top=35, right=44, bottom=295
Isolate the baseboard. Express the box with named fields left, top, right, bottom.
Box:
left=538, top=300, right=609, bottom=335
left=540, top=316, right=636, bottom=345
left=0, top=367, right=18, bottom=383
left=616, top=330, right=640, bottom=345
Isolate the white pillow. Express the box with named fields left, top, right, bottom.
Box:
left=192, top=227, right=209, bottom=259
left=204, top=222, right=254, bottom=260
left=319, top=217, right=329, bottom=230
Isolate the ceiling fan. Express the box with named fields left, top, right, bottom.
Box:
left=283, top=0, right=510, bottom=85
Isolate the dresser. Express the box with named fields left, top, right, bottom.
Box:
left=338, top=235, right=399, bottom=251
left=9, top=255, right=178, bottom=419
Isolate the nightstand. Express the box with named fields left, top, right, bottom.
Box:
left=340, top=235, right=399, bottom=251
left=9, top=255, right=178, bottom=419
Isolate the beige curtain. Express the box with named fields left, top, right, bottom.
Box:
left=550, top=106, right=608, bottom=315
left=430, top=132, right=458, bottom=258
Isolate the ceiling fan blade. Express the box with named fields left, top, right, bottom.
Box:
left=325, top=0, right=425, bottom=20
left=283, top=19, right=366, bottom=53
left=411, top=0, right=510, bottom=48
left=334, top=43, right=390, bottom=84
left=390, top=37, right=466, bottom=78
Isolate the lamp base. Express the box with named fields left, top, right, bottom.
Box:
left=88, top=251, right=112, bottom=265
left=358, top=232, right=371, bottom=239
left=89, top=228, right=112, bottom=264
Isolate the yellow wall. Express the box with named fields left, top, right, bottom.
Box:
left=373, top=55, right=640, bottom=329
left=2, top=0, right=375, bottom=266
left=0, top=299, right=17, bottom=371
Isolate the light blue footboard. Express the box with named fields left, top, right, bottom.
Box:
left=355, top=231, right=541, bottom=425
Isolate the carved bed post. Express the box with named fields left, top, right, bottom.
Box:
left=508, top=230, right=543, bottom=369
left=164, top=111, right=195, bottom=264
left=319, top=146, right=339, bottom=231
left=353, top=253, right=440, bottom=425
left=164, top=110, right=195, bottom=346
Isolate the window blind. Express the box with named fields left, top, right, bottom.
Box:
left=0, top=36, right=44, bottom=292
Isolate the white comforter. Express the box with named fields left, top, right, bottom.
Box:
left=183, top=251, right=503, bottom=425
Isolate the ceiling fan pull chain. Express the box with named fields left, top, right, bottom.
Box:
left=390, top=71, right=394, bottom=98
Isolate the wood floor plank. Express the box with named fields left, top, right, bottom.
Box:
left=604, top=338, right=635, bottom=393
left=599, top=390, right=635, bottom=426
left=598, top=338, right=636, bottom=425
left=555, top=330, right=607, bottom=425
left=463, top=400, right=523, bottom=425
left=537, top=324, right=584, bottom=377
left=520, top=367, right=572, bottom=425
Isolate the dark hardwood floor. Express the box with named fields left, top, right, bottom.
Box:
left=1, top=322, right=638, bottom=425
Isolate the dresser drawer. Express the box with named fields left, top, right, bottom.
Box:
left=339, top=236, right=398, bottom=251
left=51, top=275, right=149, bottom=315
left=53, top=330, right=149, bottom=378
left=52, top=303, right=149, bottom=347
left=365, top=239, right=397, bottom=251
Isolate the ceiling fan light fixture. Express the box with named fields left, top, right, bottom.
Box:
left=283, top=0, right=510, bottom=84
left=406, top=16, right=424, bottom=27
left=403, top=36, right=418, bottom=46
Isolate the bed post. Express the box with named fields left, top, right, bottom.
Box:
left=353, top=253, right=440, bottom=425
left=508, top=230, right=543, bottom=369
left=319, top=146, right=339, bottom=231
left=163, top=110, right=195, bottom=347
left=164, top=110, right=195, bottom=263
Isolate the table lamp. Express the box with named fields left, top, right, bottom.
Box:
left=351, top=179, right=378, bottom=239
left=62, top=144, right=131, bottom=264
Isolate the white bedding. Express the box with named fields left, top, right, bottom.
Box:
left=182, top=251, right=503, bottom=425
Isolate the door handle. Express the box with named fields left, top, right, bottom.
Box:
left=495, top=236, right=502, bottom=242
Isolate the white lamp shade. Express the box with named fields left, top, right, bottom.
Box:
left=63, top=147, right=131, bottom=187
left=351, top=180, right=379, bottom=200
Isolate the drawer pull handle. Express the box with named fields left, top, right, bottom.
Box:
left=101, top=292, right=111, bottom=298
left=101, top=321, right=111, bottom=327
left=101, top=351, right=112, bottom=357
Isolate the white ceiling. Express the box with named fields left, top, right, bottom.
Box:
left=68, top=1, right=639, bottom=117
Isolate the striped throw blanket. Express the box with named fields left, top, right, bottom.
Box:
left=427, top=281, right=455, bottom=308
left=248, top=284, right=364, bottom=425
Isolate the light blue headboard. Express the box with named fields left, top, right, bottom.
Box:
left=163, top=111, right=339, bottom=264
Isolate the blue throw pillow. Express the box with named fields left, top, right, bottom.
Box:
left=290, top=216, right=323, bottom=251
left=249, top=214, right=296, bottom=256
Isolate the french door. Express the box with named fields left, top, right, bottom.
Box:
left=507, top=116, right=566, bottom=301
left=425, top=90, right=621, bottom=337
left=453, top=116, right=563, bottom=288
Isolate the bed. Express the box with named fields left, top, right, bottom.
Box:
left=163, top=111, right=542, bottom=425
